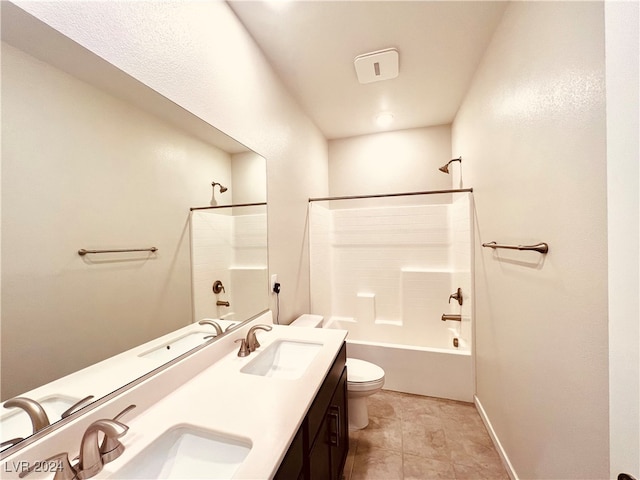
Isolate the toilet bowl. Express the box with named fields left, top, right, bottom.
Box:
left=290, top=314, right=385, bottom=430
left=344, top=357, right=385, bottom=429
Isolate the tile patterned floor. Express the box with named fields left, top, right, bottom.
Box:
left=343, top=390, right=509, bottom=480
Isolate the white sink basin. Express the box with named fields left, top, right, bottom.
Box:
left=110, top=425, right=251, bottom=479
left=241, top=340, right=323, bottom=380
left=138, top=331, right=213, bottom=361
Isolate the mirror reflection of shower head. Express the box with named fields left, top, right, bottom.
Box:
left=211, top=182, right=228, bottom=193
left=438, top=156, right=462, bottom=174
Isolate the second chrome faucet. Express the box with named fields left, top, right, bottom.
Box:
left=236, top=324, right=272, bottom=357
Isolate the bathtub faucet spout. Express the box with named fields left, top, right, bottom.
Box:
left=441, top=314, right=462, bottom=322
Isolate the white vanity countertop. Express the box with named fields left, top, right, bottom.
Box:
left=1, top=319, right=238, bottom=441
left=96, top=324, right=348, bottom=479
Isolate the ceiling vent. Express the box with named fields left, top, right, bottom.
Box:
left=354, top=48, right=399, bottom=84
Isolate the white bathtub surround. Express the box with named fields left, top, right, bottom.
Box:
left=400, top=269, right=462, bottom=347
left=310, top=196, right=472, bottom=345
left=0, top=312, right=348, bottom=479
left=190, top=209, right=268, bottom=321
left=309, top=193, right=473, bottom=401
left=355, top=293, right=376, bottom=323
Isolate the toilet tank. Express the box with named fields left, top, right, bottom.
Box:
left=290, top=314, right=324, bottom=328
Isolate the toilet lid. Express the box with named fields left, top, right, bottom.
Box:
left=346, top=358, right=385, bottom=383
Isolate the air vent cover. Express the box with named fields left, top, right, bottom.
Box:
left=354, top=48, right=399, bottom=84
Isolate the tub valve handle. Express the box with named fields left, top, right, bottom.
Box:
left=448, top=288, right=463, bottom=306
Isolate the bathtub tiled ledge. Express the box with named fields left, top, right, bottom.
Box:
left=0, top=312, right=348, bottom=479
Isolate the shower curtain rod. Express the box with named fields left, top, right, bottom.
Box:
left=190, top=202, right=267, bottom=211
left=308, top=188, right=473, bottom=203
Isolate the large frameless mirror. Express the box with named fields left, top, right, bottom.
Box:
left=0, top=2, right=268, bottom=453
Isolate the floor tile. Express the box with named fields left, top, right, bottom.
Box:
left=356, top=416, right=403, bottom=453
left=403, top=454, right=456, bottom=480
left=344, top=389, right=509, bottom=480
left=402, top=420, right=450, bottom=461
left=350, top=446, right=404, bottom=480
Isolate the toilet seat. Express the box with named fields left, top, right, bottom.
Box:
left=346, top=358, right=385, bottom=391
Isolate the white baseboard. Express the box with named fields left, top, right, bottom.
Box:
left=474, top=395, right=518, bottom=480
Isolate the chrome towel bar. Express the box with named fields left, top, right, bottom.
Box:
left=482, top=241, right=549, bottom=254
left=78, top=247, right=158, bottom=256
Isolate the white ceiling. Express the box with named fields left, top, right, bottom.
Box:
left=228, top=1, right=508, bottom=140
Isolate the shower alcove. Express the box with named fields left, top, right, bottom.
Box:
left=308, top=189, right=474, bottom=401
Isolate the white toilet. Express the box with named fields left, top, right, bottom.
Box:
left=291, top=314, right=385, bottom=430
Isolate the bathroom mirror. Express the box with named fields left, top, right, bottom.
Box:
left=0, top=3, right=268, bottom=452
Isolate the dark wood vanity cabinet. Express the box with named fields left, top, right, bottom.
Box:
left=275, top=342, right=348, bottom=480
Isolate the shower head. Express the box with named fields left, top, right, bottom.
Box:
left=438, top=157, right=462, bottom=174
left=212, top=182, right=228, bottom=193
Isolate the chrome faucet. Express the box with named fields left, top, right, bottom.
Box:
left=441, top=313, right=462, bottom=322
left=216, top=300, right=230, bottom=307
left=3, top=397, right=50, bottom=434
left=76, top=419, right=128, bottom=479
left=199, top=319, right=223, bottom=335
left=246, top=324, right=273, bottom=352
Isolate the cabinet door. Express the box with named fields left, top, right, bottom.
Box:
left=308, top=415, right=331, bottom=480
left=309, top=367, right=349, bottom=480
left=328, top=368, right=348, bottom=480
left=275, top=426, right=304, bottom=480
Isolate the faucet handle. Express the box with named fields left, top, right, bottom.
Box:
left=235, top=338, right=250, bottom=357
left=448, top=287, right=463, bottom=306
left=61, top=395, right=95, bottom=419
left=18, top=452, right=77, bottom=480
left=0, top=437, right=24, bottom=450
left=100, top=405, right=136, bottom=463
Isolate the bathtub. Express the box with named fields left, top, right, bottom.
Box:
left=324, top=317, right=474, bottom=402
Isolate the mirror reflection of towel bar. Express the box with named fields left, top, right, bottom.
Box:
left=78, top=247, right=158, bottom=256
left=482, top=241, right=549, bottom=254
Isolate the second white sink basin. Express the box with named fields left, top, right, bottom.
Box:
left=241, top=340, right=323, bottom=380
left=138, top=331, right=213, bottom=361
left=110, top=425, right=251, bottom=479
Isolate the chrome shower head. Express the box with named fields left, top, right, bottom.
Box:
left=212, top=182, right=228, bottom=193
left=438, top=157, right=462, bottom=174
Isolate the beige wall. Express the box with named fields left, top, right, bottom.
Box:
left=1, top=43, right=232, bottom=398
left=11, top=0, right=328, bottom=325
left=605, top=1, right=640, bottom=476
left=328, top=125, right=452, bottom=197
left=452, top=2, right=608, bottom=478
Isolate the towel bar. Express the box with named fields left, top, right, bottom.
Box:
left=78, top=247, right=158, bottom=256
left=482, top=241, right=548, bottom=254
